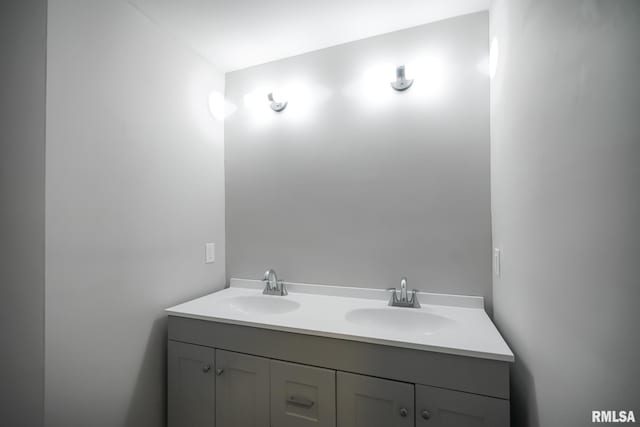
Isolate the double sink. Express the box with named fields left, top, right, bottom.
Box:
left=221, top=294, right=453, bottom=335
left=166, top=278, right=514, bottom=362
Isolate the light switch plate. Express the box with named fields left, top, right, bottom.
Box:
left=205, top=243, right=215, bottom=263
left=493, top=248, right=501, bottom=277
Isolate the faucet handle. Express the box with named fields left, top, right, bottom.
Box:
left=386, top=287, right=398, bottom=305
left=278, top=280, right=288, bottom=296
left=409, top=289, right=420, bottom=307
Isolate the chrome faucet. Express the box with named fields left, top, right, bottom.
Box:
left=262, top=269, right=288, bottom=296
left=400, top=277, right=408, bottom=302
left=388, top=277, right=420, bottom=308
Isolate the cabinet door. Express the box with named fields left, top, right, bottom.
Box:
left=415, top=384, right=509, bottom=427
left=337, top=372, right=414, bottom=427
left=271, top=360, right=336, bottom=427
left=215, top=350, right=270, bottom=427
left=168, top=341, right=215, bottom=427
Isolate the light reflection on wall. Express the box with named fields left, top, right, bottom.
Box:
left=489, top=37, right=499, bottom=79
left=406, top=53, right=451, bottom=103
left=340, top=62, right=392, bottom=110
left=188, top=67, right=225, bottom=142
left=208, top=91, right=237, bottom=121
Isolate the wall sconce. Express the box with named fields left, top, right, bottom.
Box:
left=268, top=92, right=288, bottom=112
left=390, top=65, right=413, bottom=91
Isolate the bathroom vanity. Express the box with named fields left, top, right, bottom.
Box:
left=166, top=279, right=513, bottom=427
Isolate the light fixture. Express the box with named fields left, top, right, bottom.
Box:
left=268, top=92, right=287, bottom=112
left=391, top=65, right=413, bottom=91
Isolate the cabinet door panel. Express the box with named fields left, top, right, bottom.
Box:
left=271, top=360, right=336, bottom=427
left=215, top=350, right=270, bottom=427
left=168, top=341, right=215, bottom=427
left=337, top=372, right=414, bottom=427
left=415, top=385, right=509, bottom=427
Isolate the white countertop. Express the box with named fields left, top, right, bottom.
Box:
left=166, top=278, right=514, bottom=362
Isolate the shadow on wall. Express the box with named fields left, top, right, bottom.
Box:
left=511, top=357, right=539, bottom=427
left=125, top=317, right=168, bottom=427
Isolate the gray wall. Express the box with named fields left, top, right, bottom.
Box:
left=0, top=1, right=47, bottom=426
left=45, top=1, right=226, bottom=425
left=490, top=0, right=640, bottom=425
left=225, top=12, right=493, bottom=306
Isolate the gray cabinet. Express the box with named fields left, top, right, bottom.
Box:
left=415, top=384, right=509, bottom=427
left=337, top=372, right=414, bottom=427
left=271, top=360, right=336, bottom=427
left=168, top=341, right=215, bottom=427
left=168, top=317, right=511, bottom=427
left=215, top=349, right=270, bottom=427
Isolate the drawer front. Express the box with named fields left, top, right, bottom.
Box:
left=415, top=384, right=509, bottom=427
left=271, top=360, right=336, bottom=427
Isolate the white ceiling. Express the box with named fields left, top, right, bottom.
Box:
left=129, top=0, right=490, bottom=72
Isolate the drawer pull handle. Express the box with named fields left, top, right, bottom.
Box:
left=399, top=407, right=408, bottom=417
left=421, top=410, right=432, bottom=420
left=215, top=368, right=224, bottom=376
left=202, top=365, right=211, bottom=373
left=287, top=395, right=315, bottom=409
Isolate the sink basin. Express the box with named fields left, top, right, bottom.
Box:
left=221, top=295, right=300, bottom=315
left=345, top=308, right=454, bottom=335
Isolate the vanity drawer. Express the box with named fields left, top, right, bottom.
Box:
left=270, top=360, right=336, bottom=427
